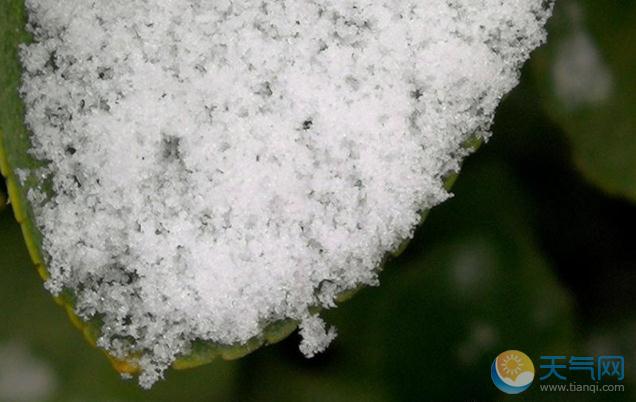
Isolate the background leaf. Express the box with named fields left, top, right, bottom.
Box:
left=532, top=0, right=636, bottom=201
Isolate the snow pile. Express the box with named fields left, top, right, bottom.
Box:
left=19, top=0, right=551, bottom=387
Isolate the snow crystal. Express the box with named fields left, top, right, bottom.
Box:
left=19, top=0, right=551, bottom=387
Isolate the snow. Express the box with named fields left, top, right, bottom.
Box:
left=19, top=0, right=551, bottom=387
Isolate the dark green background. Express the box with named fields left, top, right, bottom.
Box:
left=1, top=0, right=634, bottom=400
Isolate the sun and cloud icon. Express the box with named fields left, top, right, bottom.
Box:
left=491, top=350, right=535, bottom=394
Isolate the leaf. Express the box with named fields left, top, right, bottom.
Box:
left=0, top=0, right=127, bottom=369
left=0, top=0, right=481, bottom=381
left=532, top=0, right=636, bottom=201
left=0, top=0, right=300, bottom=375
left=0, top=0, right=431, bottom=377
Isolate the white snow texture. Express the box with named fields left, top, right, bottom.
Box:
left=19, top=0, right=551, bottom=387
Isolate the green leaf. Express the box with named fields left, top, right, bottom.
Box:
left=0, top=0, right=42, bottom=264
left=532, top=0, right=636, bottom=201
left=0, top=0, right=408, bottom=378
left=0, top=0, right=299, bottom=376
left=0, top=0, right=476, bottom=381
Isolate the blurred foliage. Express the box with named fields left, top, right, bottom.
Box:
left=2, top=0, right=636, bottom=401
left=0, top=177, right=6, bottom=212
left=533, top=0, right=636, bottom=201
